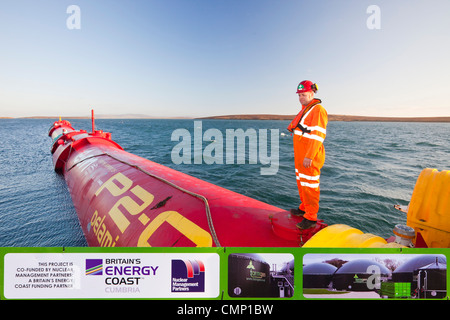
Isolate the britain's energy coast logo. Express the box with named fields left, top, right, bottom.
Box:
left=171, top=260, right=205, bottom=292
left=84, top=257, right=159, bottom=292
left=86, top=259, right=103, bottom=276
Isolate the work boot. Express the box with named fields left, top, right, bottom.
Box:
left=296, top=218, right=317, bottom=230
left=290, top=208, right=305, bottom=217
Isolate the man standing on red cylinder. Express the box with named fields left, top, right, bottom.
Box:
left=287, top=80, right=328, bottom=229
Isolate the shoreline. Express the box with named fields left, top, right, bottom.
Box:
left=199, top=114, right=450, bottom=122
left=1, top=114, right=450, bottom=122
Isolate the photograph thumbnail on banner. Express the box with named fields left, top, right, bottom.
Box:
left=3, top=252, right=220, bottom=299
left=302, top=253, right=447, bottom=299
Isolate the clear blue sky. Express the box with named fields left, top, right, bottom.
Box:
left=1, top=0, right=449, bottom=118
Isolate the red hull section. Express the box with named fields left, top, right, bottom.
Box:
left=48, top=119, right=327, bottom=247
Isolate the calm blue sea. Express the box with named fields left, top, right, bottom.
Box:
left=0, top=118, right=449, bottom=247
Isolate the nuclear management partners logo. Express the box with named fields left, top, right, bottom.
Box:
left=172, top=260, right=205, bottom=292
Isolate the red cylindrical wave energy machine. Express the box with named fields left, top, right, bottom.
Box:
left=48, top=116, right=327, bottom=247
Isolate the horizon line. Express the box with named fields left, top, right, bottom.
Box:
left=2, top=113, right=450, bottom=122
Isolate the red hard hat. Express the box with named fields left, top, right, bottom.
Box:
left=296, top=80, right=318, bottom=93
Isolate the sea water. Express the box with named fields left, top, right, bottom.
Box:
left=0, top=118, right=449, bottom=247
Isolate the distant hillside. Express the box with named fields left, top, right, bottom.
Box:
left=4, top=114, right=450, bottom=122
left=329, top=115, right=450, bottom=122
left=15, top=114, right=191, bottom=119
left=198, top=114, right=293, bottom=120
left=198, top=114, right=450, bottom=122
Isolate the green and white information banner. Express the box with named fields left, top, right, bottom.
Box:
left=1, top=247, right=448, bottom=301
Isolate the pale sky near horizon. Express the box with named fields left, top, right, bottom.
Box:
left=1, top=0, right=450, bottom=118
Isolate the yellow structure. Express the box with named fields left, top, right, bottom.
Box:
left=302, top=224, right=390, bottom=248
left=406, top=168, right=450, bottom=248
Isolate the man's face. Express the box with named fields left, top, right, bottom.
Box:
left=298, top=91, right=314, bottom=106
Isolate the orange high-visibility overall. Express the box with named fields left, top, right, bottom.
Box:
left=287, top=98, right=328, bottom=221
